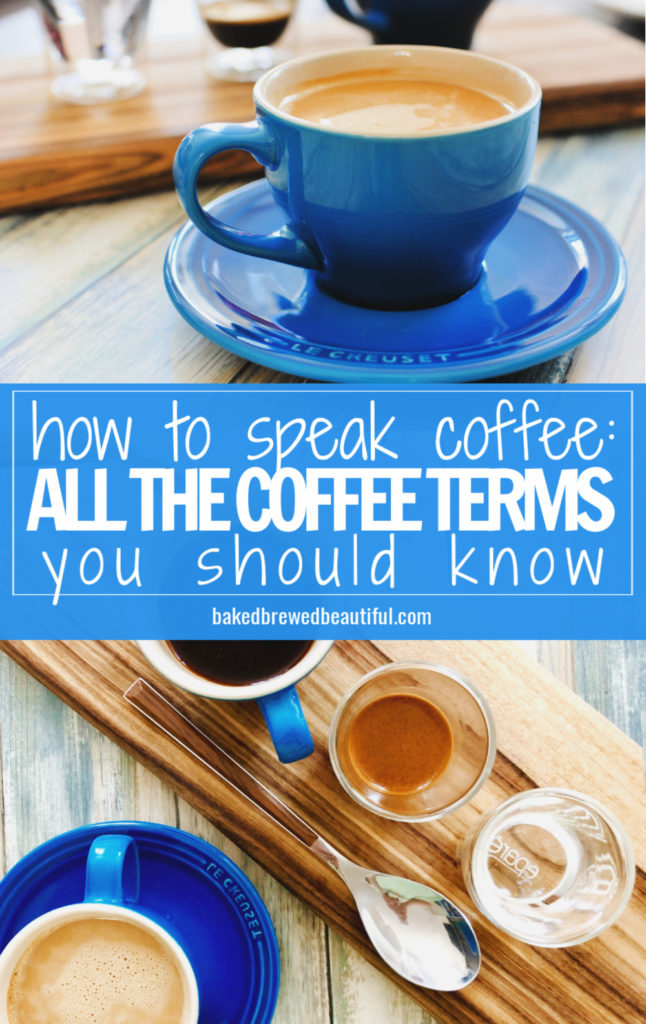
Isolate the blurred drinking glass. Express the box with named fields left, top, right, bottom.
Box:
left=197, top=0, right=297, bottom=82
left=37, top=0, right=152, bottom=104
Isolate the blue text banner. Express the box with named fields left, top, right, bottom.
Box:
left=1, top=384, right=643, bottom=639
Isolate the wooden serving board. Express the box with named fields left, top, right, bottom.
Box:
left=1, top=3, right=644, bottom=214
left=0, top=638, right=644, bottom=1024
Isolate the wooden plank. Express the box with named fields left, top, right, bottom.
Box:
left=1, top=4, right=643, bottom=213
left=0, top=18, right=352, bottom=215
left=0, top=638, right=643, bottom=1024
left=1, top=641, right=642, bottom=1023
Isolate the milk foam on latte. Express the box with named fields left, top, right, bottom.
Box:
left=279, top=69, right=513, bottom=134
left=7, top=918, right=186, bottom=1024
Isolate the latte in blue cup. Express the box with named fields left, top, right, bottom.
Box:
left=325, top=0, right=494, bottom=49
left=174, top=45, right=541, bottom=310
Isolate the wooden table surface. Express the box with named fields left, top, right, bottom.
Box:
left=0, top=640, right=644, bottom=1024
left=0, top=1, right=644, bottom=1021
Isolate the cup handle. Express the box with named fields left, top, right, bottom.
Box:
left=257, top=685, right=315, bottom=764
left=325, top=0, right=389, bottom=33
left=84, top=835, right=140, bottom=905
left=173, top=122, right=322, bottom=270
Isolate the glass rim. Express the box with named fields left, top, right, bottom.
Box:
left=328, top=660, right=497, bottom=822
left=468, top=786, right=636, bottom=946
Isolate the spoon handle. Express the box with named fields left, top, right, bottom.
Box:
left=125, top=678, right=321, bottom=850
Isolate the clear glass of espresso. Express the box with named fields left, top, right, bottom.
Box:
left=329, top=662, right=496, bottom=821
left=197, top=0, right=297, bottom=82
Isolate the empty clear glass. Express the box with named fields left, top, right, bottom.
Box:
left=37, top=0, right=152, bottom=104
left=461, top=788, right=634, bottom=946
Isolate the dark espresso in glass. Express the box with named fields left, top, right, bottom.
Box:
left=168, top=639, right=313, bottom=685
left=201, top=2, right=292, bottom=48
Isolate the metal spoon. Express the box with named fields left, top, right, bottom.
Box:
left=125, top=679, right=480, bottom=991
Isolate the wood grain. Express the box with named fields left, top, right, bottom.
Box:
left=0, top=638, right=643, bottom=1024
left=1, top=4, right=643, bottom=213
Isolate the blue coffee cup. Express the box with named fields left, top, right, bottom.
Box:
left=325, top=0, right=494, bottom=48
left=173, top=46, right=540, bottom=310
left=137, top=640, right=333, bottom=763
left=0, top=835, right=200, bottom=1022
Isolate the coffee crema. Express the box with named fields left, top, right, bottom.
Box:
left=347, top=693, right=453, bottom=794
left=7, top=918, right=185, bottom=1024
left=279, top=69, right=512, bottom=134
left=168, top=638, right=313, bottom=685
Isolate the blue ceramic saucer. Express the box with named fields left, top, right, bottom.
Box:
left=0, top=822, right=280, bottom=1024
left=165, top=180, right=625, bottom=383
